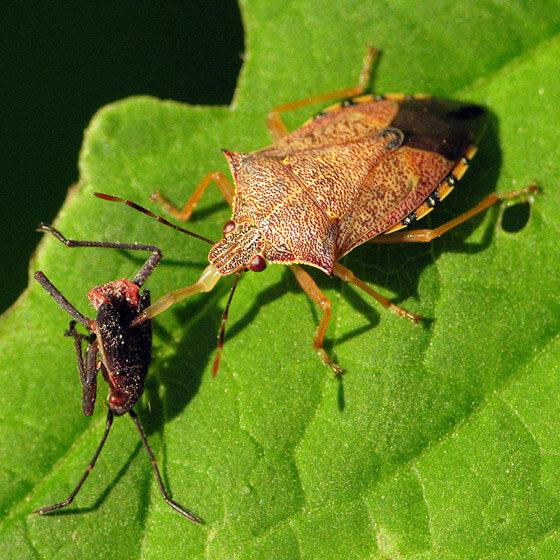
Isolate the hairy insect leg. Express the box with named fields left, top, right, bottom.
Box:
left=152, top=171, right=235, bottom=221
left=37, top=223, right=161, bottom=288
left=128, top=410, right=202, bottom=523
left=372, top=184, right=541, bottom=244
left=33, top=410, right=115, bottom=515
left=266, top=46, right=377, bottom=140
left=290, top=264, right=344, bottom=376
left=65, top=321, right=98, bottom=416
left=333, top=263, right=423, bottom=323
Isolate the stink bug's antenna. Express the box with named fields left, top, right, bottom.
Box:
left=94, top=193, right=215, bottom=246
left=212, top=271, right=241, bottom=377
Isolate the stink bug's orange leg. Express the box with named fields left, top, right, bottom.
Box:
left=289, top=264, right=344, bottom=376
left=152, top=171, right=235, bottom=221
left=266, top=46, right=378, bottom=141
left=333, top=263, right=423, bottom=324
left=373, top=184, right=541, bottom=244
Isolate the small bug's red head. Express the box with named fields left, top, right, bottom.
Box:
left=87, top=279, right=140, bottom=311
left=209, top=221, right=267, bottom=275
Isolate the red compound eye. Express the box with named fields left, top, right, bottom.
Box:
left=222, top=220, right=236, bottom=235
left=249, top=254, right=266, bottom=272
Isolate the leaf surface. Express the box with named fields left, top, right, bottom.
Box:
left=1, top=1, right=560, bottom=558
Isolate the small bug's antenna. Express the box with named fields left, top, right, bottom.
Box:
left=94, top=193, right=215, bottom=246
left=212, top=271, right=242, bottom=378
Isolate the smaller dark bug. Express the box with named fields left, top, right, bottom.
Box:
left=33, top=223, right=201, bottom=523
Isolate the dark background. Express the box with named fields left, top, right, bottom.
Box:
left=1, top=2, right=243, bottom=313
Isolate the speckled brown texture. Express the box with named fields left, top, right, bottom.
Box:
left=212, top=96, right=486, bottom=274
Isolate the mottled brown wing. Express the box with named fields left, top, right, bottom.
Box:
left=259, top=99, right=400, bottom=154
left=227, top=96, right=485, bottom=272
left=335, top=97, right=487, bottom=256
left=280, top=128, right=405, bottom=224
left=335, top=146, right=453, bottom=257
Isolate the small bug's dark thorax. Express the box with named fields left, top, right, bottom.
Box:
left=390, top=98, right=486, bottom=161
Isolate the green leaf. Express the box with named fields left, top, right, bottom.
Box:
left=1, top=1, right=560, bottom=558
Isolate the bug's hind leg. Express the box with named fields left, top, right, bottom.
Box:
left=332, top=262, right=423, bottom=324
left=290, top=264, right=344, bottom=376
left=372, top=184, right=540, bottom=244
left=152, top=171, right=235, bottom=221
left=33, top=410, right=115, bottom=514
left=267, top=46, right=377, bottom=141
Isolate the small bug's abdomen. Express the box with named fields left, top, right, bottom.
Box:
left=105, top=365, right=148, bottom=415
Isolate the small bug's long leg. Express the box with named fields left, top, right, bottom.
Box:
left=33, top=410, right=115, bottom=515
left=372, top=184, right=541, bottom=244
left=266, top=46, right=377, bottom=140
left=289, top=264, right=344, bottom=376
left=152, top=171, right=235, bottom=221
left=128, top=410, right=202, bottom=523
left=333, top=263, right=422, bottom=323
left=65, top=321, right=98, bottom=416
left=37, top=223, right=162, bottom=288
left=34, top=271, right=91, bottom=329
left=130, top=264, right=222, bottom=326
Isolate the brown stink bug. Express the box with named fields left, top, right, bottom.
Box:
left=97, top=47, right=539, bottom=375
left=33, top=224, right=201, bottom=523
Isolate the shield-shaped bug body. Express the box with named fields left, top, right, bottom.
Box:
left=98, top=48, right=539, bottom=375
left=33, top=224, right=201, bottom=523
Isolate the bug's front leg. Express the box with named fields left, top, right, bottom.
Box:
left=152, top=170, right=235, bottom=221
left=128, top=410, right=202, bottom=523
left=65, top=321, right=98, bottom=417
left=290, top=264, right=343, bottom=376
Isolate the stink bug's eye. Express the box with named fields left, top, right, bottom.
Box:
left=249, top=254, right=266, bottom=272
left=222, top=220, right=236, bottom=235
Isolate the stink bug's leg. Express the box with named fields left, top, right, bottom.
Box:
left=128, top=410, right=202, bottom=523
left=333, top=263, right=423, bottom=323
left=65, top=321, right=98, bottom=416
left=289, top=264, right=344, bottom=376
left=34, top=271, right=90, bottom=329
left=33, top=410, right=114, bottom=515
left=212, top=271, right=241, bottom=378
left=152, top=171, right=235, bottom=222
left=266, top=46, right=378, bottom=140
left=37, top=223, right=162, bottom=288
left=373, top=184, right=541, bottom=244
